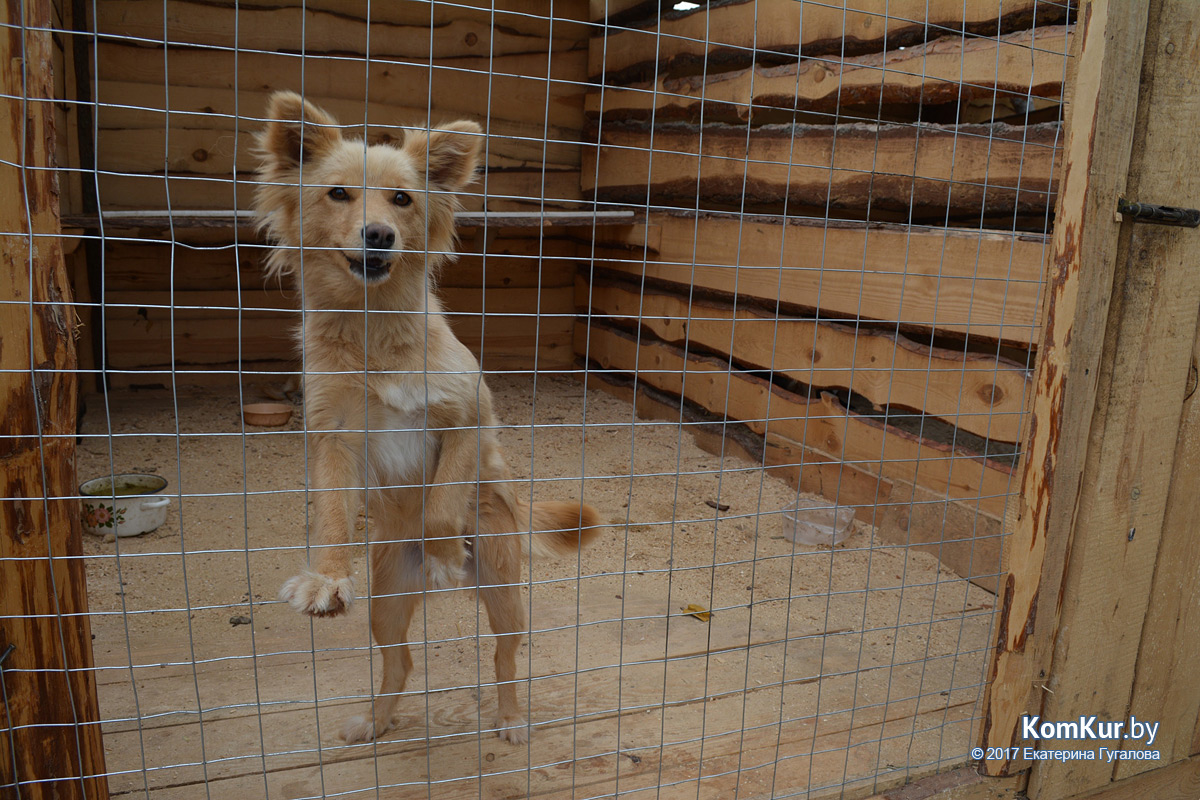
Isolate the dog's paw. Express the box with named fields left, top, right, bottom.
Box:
left=341, top=712, right=393, bottom=743
left=279, top=570, right=355, bottom=618
left=424, top=557, right=467, bottom=590
left=494, top=714, right=529, bottom=745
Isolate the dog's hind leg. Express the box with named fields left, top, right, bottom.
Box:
left=342, top=539, right=423, bottom=743
left=474, top=492, right=530, bottom=745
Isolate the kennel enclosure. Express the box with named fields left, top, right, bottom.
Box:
left=3, top=1, right=1200, bottom=799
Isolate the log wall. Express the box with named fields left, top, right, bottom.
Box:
left=579, top=0, right=1075, bottom=584
left=61, top=1, right=595, bottom=383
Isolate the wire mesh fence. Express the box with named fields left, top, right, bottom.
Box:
left=2, top=1, right=1074, bottom=798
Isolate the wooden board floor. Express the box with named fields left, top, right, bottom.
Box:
left=78, top=377, right=998, bottom=800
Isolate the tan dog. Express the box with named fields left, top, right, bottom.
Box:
left=254, top=92, right=601, bottom=744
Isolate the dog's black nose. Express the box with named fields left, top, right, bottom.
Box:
left=363, top=223, right=396, bottom=250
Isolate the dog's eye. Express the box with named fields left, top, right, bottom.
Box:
left=393, top=191, right=412, bottom=207
left=327, top=187, right=350, bottom=201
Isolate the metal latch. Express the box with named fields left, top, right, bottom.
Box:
left=1117, top=198, right=1200, bottom=228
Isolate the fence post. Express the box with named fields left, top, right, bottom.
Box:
left=0, top=0, right=109, bottom=797
left=979, top=0, right=1150, bottom=779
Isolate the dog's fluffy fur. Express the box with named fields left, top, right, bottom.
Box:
left=254, top=92, right=601, bottom=745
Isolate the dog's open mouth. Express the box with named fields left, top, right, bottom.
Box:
left=344, top=252, right=393, bottom=284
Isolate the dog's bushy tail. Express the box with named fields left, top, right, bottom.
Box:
left=517, top=500, right=603, bottom=559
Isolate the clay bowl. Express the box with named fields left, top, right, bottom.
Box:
left=243, top=402, right=293, bottom=427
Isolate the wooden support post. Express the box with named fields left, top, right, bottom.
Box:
left=0, top=1, right=109, bottom=797
left=1027, top=1, right=1200, bottom=795
left=979, top=0, right=1150, bottom=779
left=983, top=2, right=1200, bottom=797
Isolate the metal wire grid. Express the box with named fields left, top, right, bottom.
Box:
left=0, top=1, right=1074, bottom=798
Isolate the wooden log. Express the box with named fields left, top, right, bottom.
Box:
left=94, top=44, right=587, bottom=133
left=95, top=0, right=589, bottom=59
left=584, top=120, right=1062, bottom=217
left=587, top=371, right=1004, bottom=590
left=577, top=322, right=1015, bottom=517
left=97, top=285, right=574, bottom=317
left=94, top=115, right=581, bottom=177
left=979, top=0, right=1149, bottom=778
left=587, top=26, right=1071, bottom=122
left=92, top=164, right=585, bottom=212
left=588, top=0, right=649, bottom=22
left=92, top=83, right=583, bottom=173
left=0, top=1, right=109, bottom=796
left=592, top=212, right=1048, bottom=345
left=1025, top=2, right=1200, bottom=795
left=101, top=314, right=573, bottom=373
left=590, top=0, right=1071, bottom=82
left=97, top=285, right=575, bottom=372
left=90, top=234, right=580, bottom=291
left=579, top=276, right=1031, bottom=442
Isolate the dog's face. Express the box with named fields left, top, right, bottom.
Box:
left=255, top=91, right=482, bottom=292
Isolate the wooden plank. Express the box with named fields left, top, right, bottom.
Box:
left=1027, top=2, right=1200, bottom=795
left=592, top=213, right=1048, bottom=346
left=577, top=322, right=1015, bottom=518
left=586, top=372, right=1005, bottom=591
left=589, top=0, right=1070, bottom=82
left=1116, top=318, right=1200, bottom=773
left=579, top=276, right=1031, bottom=443
left=978, top=0, right=1148, bottom=778
left=91, top=589, right=983, bottom=800
left=588, top=26, right=1071, bottom=122
left=864, top=767, right=1024, bottom=799
left=584, top=120, right=1062, bottom=218
left=1059, top=754, right=1200, bottom=800
left=0, top=1, right=109, bottom=796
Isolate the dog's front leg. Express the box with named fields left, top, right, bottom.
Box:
left=280, top=433, right=360, bottom=617
left=421, top=424, right=479, bottom=589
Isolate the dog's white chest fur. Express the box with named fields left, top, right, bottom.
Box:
left=365, top=378, right=446, bottom=483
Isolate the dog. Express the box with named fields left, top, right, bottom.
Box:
left=254, top=91, right=601, bottom=744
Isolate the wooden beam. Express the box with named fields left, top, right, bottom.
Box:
left=1026, top=2, right=1200, bottom=794
left=0, top=1, right=108, bottom=796
left=977, top=0, right=1148, bottom=778
left=584, top=120, right=1062, bottom=218
left=592, top=212, right=1048, bottom=345
left=589, top=0, right=1070, bottom=82
left=579, top=276, right=1031, bottom=442
left=587, top=26, right=1071, bottom=121
left=577, top=322, right=1015, bottom=517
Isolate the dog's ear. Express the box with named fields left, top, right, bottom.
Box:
left=409, top=121, right=483, bottom=190
left=261, top=91, right=343, bottom=167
